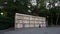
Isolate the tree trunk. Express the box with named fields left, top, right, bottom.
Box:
left=56, top=14, right=59, bottom=26
left=51, top=15, right=53, bottom=26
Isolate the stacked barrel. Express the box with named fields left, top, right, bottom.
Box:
left=15, top=13, right=46, bottom=28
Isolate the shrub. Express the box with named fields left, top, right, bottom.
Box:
left=0, top=16, right=13, bottom=30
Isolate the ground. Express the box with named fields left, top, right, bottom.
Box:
left=0, top=27, right=60, bottom=34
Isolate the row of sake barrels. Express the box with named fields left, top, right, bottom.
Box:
left=15, top=23, right=46, bottom=28
left=16, top=15, right=45, bottom=21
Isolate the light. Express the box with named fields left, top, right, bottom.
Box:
left=28, top=10, right=31, bottom=13
left=46, top=2, right=50, bottom=9
left=30, top=0, right=37, bottom=6
left=28, top=6, right=31, bottom=8
left=0, top=6, right=4, bottom=9
left=51, top=5, right=53, bottom=8
left=4, top=2, right=7, bottom=4
left=1, top=12, right=3, bottom=15
left=55, top=3, right=58, bottom=6
left=46, top=2, right=49, bottom=5
left=14, top=0, right=16, bottom=2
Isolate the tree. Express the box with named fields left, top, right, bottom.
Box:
left=47, top=0, right=60, bottom=26
left=29, top=0, right=48, bottom=16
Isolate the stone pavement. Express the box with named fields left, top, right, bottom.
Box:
left=0, top=27, right=60, bottom=34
